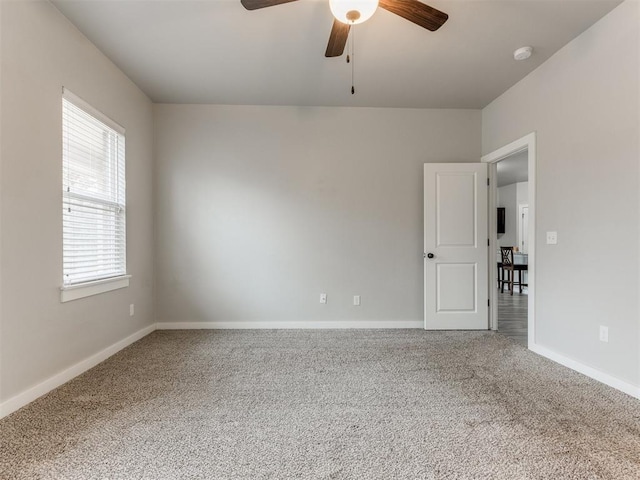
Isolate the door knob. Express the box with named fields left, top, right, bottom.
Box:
left=426, top=253, right=435, bottom=259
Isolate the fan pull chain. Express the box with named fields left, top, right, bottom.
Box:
left=350, top=25, right=355, bottom=94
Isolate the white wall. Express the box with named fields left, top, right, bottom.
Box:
left=516, top=181, right=528, bottom=208
left=154, top=105, right=481, bottom=325
left=483, top=0, right=639, bottom=386
left=0, top=1, right=155, bottom=404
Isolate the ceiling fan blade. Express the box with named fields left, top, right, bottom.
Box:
left=379, top=0, right=448, bottom=31
left=240, top=0, right=299, bottom=11
left=325, top=20, right=351, bottom=57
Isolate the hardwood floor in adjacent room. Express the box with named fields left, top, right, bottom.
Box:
left=497, top=289, right=528, bottom=346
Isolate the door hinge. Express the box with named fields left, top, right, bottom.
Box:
left=488, top=299, right=490, bottom=307
left=487, top=238, right=490, bottom=246
left=487, top=178, right=490, bottom=186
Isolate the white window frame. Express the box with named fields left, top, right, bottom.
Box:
left=60, top=88, right=130, bottom=302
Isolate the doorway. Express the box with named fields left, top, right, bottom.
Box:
left=482, top=133, right=536, bottom=349
left=495, top=152, right=529, bottom=345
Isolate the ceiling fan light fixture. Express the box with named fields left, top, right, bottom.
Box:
left=330, top=0, right=379, bottom=25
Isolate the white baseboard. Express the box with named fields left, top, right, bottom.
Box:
left=530, top=344, right=640, bottom=400
left=0, top=324, right=156, bottom=419
left=156, top=320, right=424, bottom=330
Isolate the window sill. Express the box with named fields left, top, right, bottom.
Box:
left=60, top=275, right=131, bottom=303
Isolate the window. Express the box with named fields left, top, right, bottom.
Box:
left=61, top=89, right=128, bottom=300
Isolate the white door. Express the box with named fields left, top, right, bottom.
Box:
left=424, top=163, right=488, bottom=330
left=519, top=205, right=529, bottom=254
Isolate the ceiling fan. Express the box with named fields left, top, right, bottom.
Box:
left=240, top=0, right=449, bottom=57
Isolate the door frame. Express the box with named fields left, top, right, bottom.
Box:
left=481, top=132, right=536, bottom=348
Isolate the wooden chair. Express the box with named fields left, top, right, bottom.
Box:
left=498, top=247, right=527, bottom=295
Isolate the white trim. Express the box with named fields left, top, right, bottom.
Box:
left=62, top=87, right=125, bottom=135
left=487, top=163, right=499, bottom=329
left=156, top=320, right=424, bottom=330
left=481, top=135, right=530, bottom=164
left=530, top=344, right=640, bottom=400
left=60, top=275, right=131, bottom=303
left=482, top=132, right=536, bottom=347
left=0, top=324, right=155, bottom=419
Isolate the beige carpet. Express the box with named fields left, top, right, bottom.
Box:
left=1, top=330, right=639, bottom=479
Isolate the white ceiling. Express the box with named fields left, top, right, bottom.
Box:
left=52, top=0, right=622, bottom=108
left=497, top=150, right=528, bottom=187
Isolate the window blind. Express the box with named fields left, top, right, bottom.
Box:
left=62, top=91, right=126, bottom=286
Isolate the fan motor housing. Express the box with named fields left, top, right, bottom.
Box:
left=346, top=10, right=361, bottom=22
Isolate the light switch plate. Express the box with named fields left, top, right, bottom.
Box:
left=353, top=295, right=361, bottom=306
left=599, top=325, right=609, bottom=343
left=546, top=231, right=558, bottom=245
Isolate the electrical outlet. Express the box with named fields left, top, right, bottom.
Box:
left=129, top=304, right=135, bottom=317
left=546, top=231, right=558, bottom=245
left=599, top=325, right=608, bottom=343
left=353, top=295, right=361, bottom=306
left=320, top=293, right=327, bottom=304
